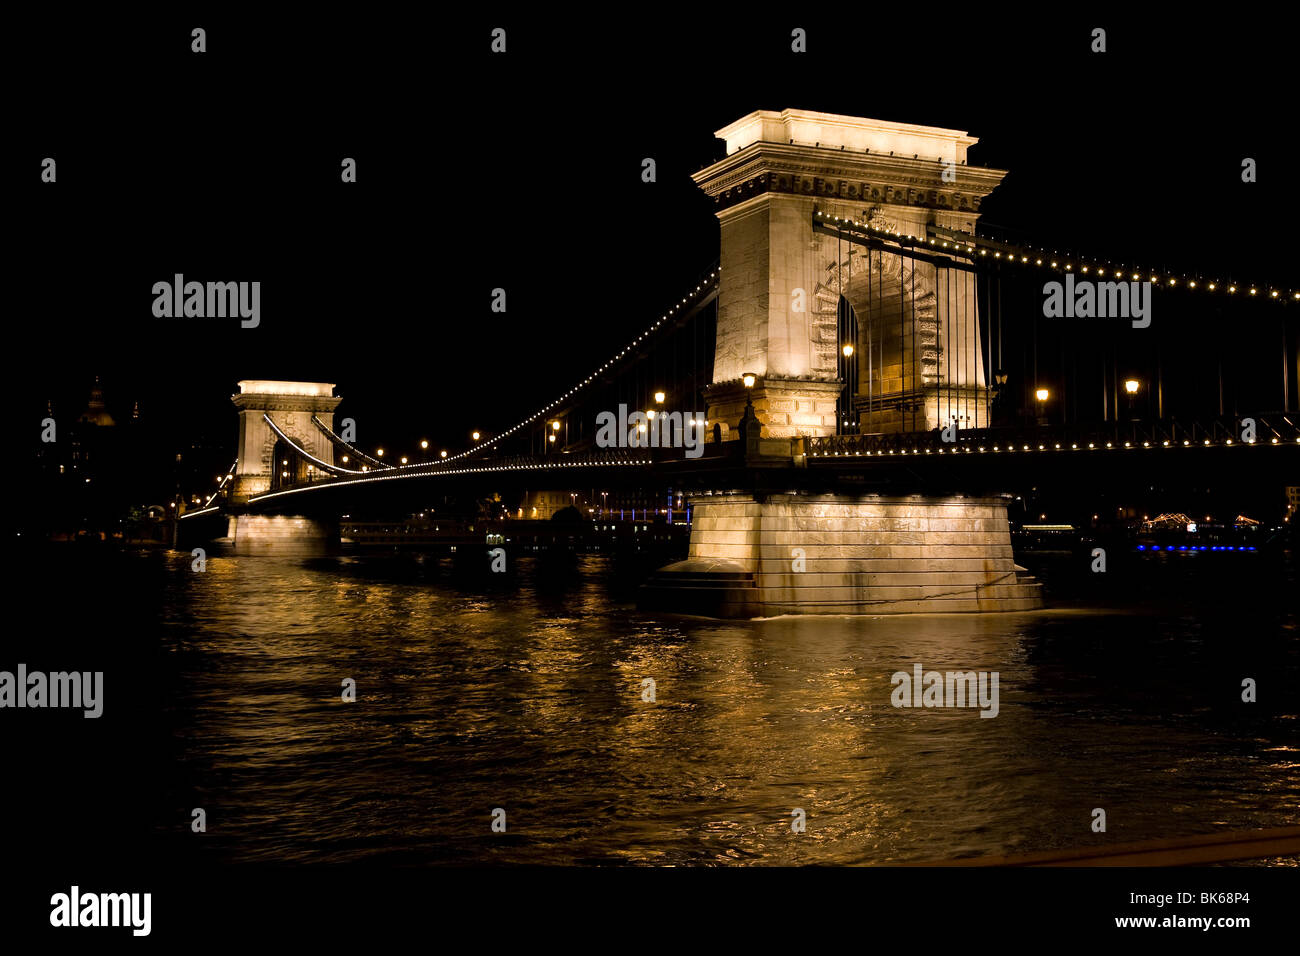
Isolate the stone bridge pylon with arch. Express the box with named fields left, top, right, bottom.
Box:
left=652, top=109, right=1044, bottom=615
left=230, top=380, right=341, bottom=500
left=694, top=108, right=1006, bottom=439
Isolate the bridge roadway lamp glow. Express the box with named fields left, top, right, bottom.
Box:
left=440, top=450, right=448, bottom=458
left=472, top=431, right=481, bottom=441
left=654, top=391, right=665, bottom=404
left=376, top=448, right=384, bottom=457
left=742, top=373, right=756, bottom=388
left=341, top=455, right=349, bottom=463
left=420, top=440, right=428, bottom=449
left=842, top=344, right=854, bottom=358
left=1124, top=379, right=1140, bottom=394
left=1035, top=388, right=1050, bottom=402
left=551, top=421, right=560, bottom=431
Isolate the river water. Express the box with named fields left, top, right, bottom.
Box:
left=13, top=545, right=1299, bottom=866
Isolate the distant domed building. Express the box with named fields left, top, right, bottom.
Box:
left=77, top=377, right=117, bottom=428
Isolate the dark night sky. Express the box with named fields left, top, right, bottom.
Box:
left=9, top=10, right=1293, bottom=462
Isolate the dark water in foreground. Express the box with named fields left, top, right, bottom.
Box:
left=11, top=546, right=1300, bottom=866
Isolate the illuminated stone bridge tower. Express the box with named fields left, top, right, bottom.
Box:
left=230, top=380, right=341, bottom=501
left=693, top=108, right=1008, bottom=438
left=644, top=110, right=1042, bottom=615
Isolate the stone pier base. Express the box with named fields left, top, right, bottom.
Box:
left=230, top=515, right=338, bottom=557
left=640, top=493, right=1043, bottom=617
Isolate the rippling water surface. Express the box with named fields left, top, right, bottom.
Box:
left=21, top=547, right=1300, bottom=866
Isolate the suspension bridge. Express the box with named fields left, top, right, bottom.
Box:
left=180, top=109, right=1299, bottom=616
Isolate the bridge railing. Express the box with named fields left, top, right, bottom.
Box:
left=256, top=414, right=1295, bottom=495
left=806, top=413, right=1299, bottom=458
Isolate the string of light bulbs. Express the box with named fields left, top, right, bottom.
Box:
left=201, top=459, right=239, bottom=507
left=436, top=268, right=721, bottom=465
left=810, top=435, right=1297, bottom=457
left=814, top=211, right=1297, bottom=303
left=248, top=456, right=657, bottom=503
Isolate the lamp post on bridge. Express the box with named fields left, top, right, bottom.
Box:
left=1124, top=379, right=1141, bottom=421
left=839, top=343, right=855, bottom=436
left=739, top=373, right=760, bottom=458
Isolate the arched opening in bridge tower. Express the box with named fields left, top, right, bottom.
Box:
left=817, top=244, right=989, bottom=435
left=269, top=438, right=309, bottom=490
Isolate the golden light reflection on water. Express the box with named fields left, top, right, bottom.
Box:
left=161, top=552, right=1300, bottom=865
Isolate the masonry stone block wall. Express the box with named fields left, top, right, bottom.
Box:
left=230, top=515, right=338, bottom=556
left=689, top=493, right=1042, bottom=613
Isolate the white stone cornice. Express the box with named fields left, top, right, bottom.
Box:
left=715, top=109, right=980, bottom=162
left=695, top=142, right=1007, bottom=199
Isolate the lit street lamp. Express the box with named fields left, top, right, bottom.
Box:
left=1124, top=378, right=1141, bottom=420
left=739, top=372, right=759, bottom=446
left=839, top=344, right=855, bottom=434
